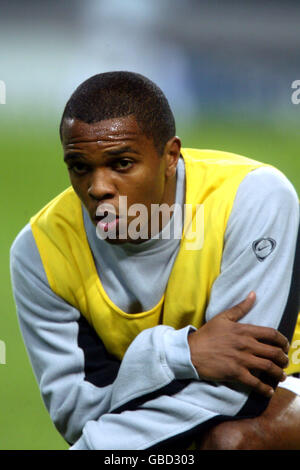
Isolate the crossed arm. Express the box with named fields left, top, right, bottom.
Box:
left=9, top=240, right=298, bottom=449
left=188, top=292, right=289, bottom=397
left=10, top=168, right=300, bottom=449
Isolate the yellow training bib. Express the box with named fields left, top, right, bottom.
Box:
left=30, top=148, right=299, bottom=374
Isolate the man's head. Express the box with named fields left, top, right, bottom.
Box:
left=60, top=71, right=176, bottom=156
left=60, top=72, right=181, bottom=244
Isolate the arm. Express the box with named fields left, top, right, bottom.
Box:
left=194, top=167, right=300, bottom=450
left=11, top=228, right=280, bottom=450
left=10, top=224, right=198, bottom=445
left=188, top=291, right=289, bottom=397
left=70, top=166, right=299, bottom=450
left=11, top=167, right=299, bottom=449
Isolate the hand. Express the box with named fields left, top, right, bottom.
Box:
left=188, top=292, right=290, bottom=397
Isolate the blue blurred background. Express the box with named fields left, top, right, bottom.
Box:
left=1, top=0, right=299, bottom=449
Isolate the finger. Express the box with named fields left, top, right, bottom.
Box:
left=248, top=341, right=289, bottom=368
left=238, top=369, right=275, bottom=398
left=224, top=291, right=256, bottom=322
left=244, top=356, right=287, bottom=383
left=240, top=325, right=290, bottom=354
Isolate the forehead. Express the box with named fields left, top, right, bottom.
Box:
left=61, top=115, right=148, bottom=147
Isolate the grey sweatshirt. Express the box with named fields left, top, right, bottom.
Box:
left=10, top=158, right=300, bottom=449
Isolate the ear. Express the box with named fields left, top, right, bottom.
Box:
left=164, top=137, right=181, bottom=178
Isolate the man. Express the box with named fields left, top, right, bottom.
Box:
left=10, top=71, right=300, bottom=450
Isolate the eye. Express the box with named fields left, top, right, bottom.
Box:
left=112, top=159, right=133, bottom=171
left=68, top=162, right=90, bottom=175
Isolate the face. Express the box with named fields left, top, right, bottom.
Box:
left=61, top=115, right=181, bottom=244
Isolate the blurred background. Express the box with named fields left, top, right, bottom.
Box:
left=0, top=0, right=299, bottom=450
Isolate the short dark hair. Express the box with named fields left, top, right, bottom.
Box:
left=59, top=71, right=176, bottom=154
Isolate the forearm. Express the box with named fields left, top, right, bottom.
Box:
left=12, top=279, right=198, bottom=444
left=205, top=167, right=299, bottom=367
left=10, top=224, right=200, bottom=444
left=12, top=253, right=259, bottom=451
left=71, top=379, right=249, bottom=450
left=11, top=166, right=300, bottom=449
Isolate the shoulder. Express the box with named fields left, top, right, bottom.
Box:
left=225, top=167, right=299, bottom=243
left=229, top=167, right=300, bottom=230
left=11, top=223, right=37, bottom=261
left=237, top=167, right=299, bottom=208
left=10, top=223, right=44, bottom=277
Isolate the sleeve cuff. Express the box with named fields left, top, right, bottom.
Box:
left=163, top=325, right=199, bottom=380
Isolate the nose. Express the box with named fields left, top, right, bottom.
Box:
left=87, top=168, right=116, bottom=201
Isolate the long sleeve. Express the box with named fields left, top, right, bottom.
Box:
left=10, top=225, right=198, bottom=445
left=70, top=167, right=299, bottom=450
left=10, top=166, right=300, bottom=450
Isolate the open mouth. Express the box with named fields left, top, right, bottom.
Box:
left=95, top=211, right=118, bottom=223
left=95, top=207, right=120, bottom=233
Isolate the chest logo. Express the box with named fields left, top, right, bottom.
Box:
left=252, top=237, right=276, bottom=261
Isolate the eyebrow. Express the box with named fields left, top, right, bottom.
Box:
left=102, top=146, right=139, bottom=156
left=64, top=152, right=85, bottom=162
left=64, top=146, right=139, bottom=163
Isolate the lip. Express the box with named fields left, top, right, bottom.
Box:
left=96, top=216, right=120, bottom=233
left=93, top=211, right=120, bottom=224
left=93, top=203, right=120, bottom=234
left=92, top=204, right=118, bottom=223
left=95, top=203, right=119, bottom=217
left=94, top=212, right=120, bottom=220
left=94, top=213, right=121, bottom=238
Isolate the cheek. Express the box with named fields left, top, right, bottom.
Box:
left=69, top=176, right=88, bottom=203
left=125, top=178, right=163, bottom=209
left=133, top=166, right=165, bottom=200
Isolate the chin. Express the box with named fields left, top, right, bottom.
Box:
left=103, top=237, right=129, bottom=245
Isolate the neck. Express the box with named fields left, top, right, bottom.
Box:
left=135, top=172, right=178, bottom=243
